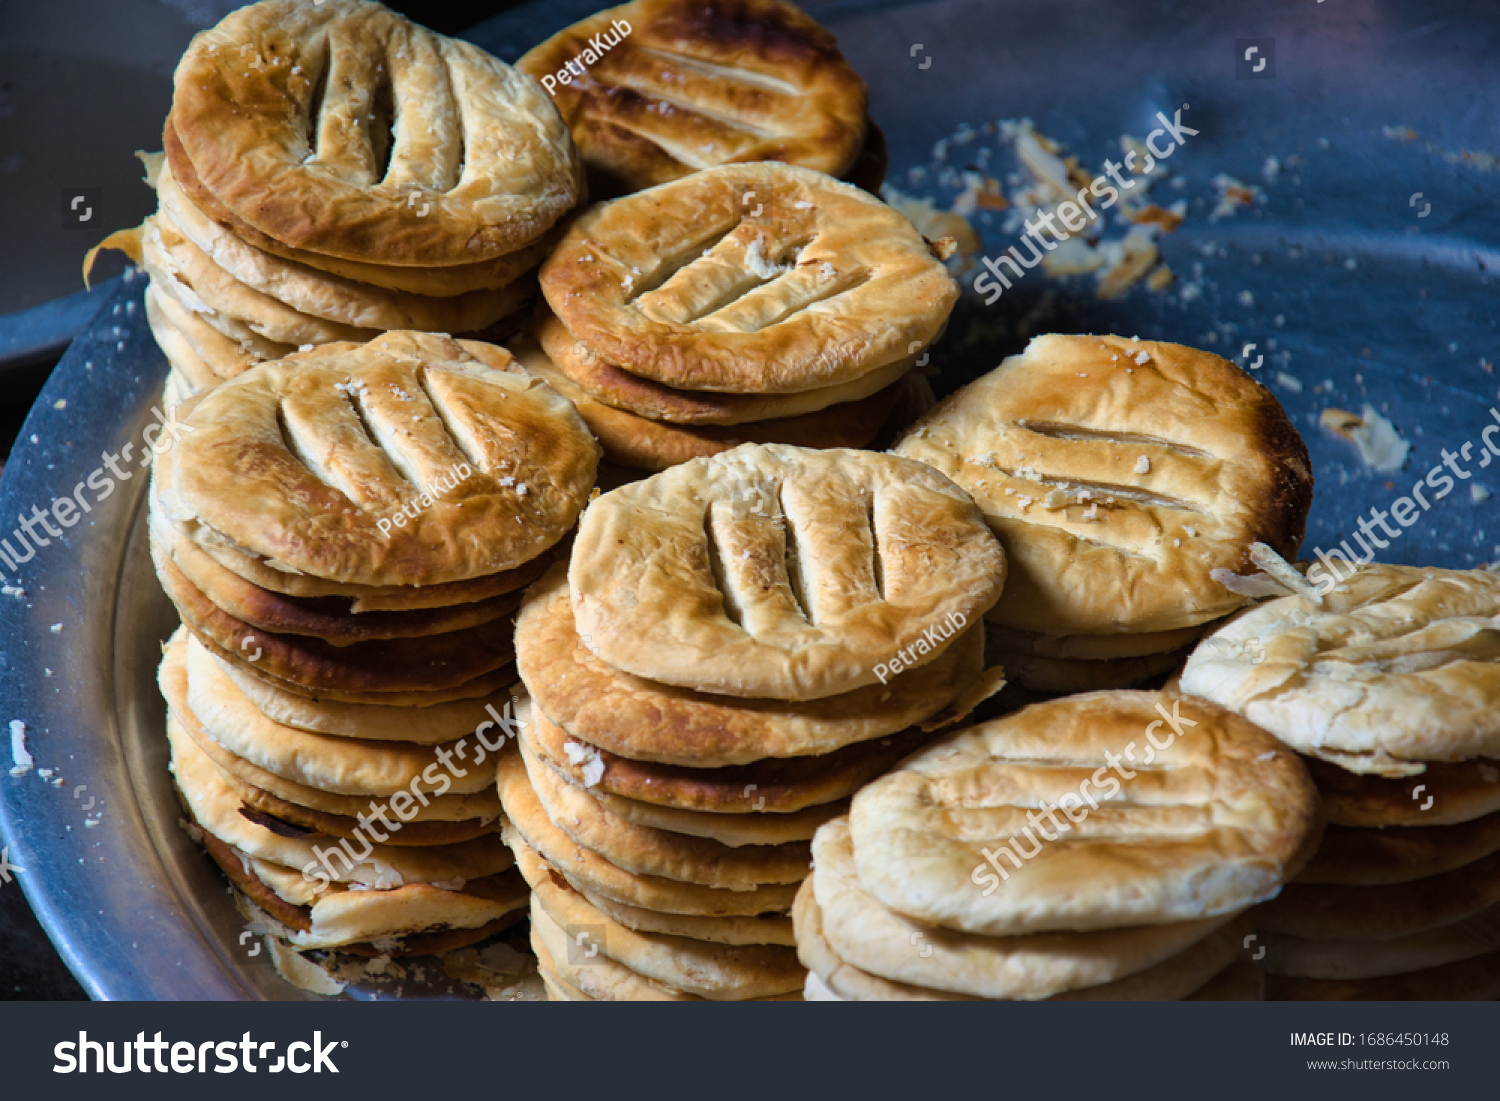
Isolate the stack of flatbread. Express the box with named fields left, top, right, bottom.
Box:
left=895, top=334, right=1315, bottom=696
left=499, top=442, right=1007, bottom=999
left=89, top=0, right=582, bottom=405
left=519, top=161, right=955, bottom=480
left=517, top=0, right=885, bottom=199
left=1180, top=563, right=1500, bottom=999
left=795, top=690, right=1323, bottom=1001
left=150, top=330, right=598, bottom=958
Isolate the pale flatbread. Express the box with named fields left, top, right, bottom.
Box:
left=849, top=691, right=1322, bottom=935
left=812, top=818, right=1238, bottom=1000
left=520, top=733, right=810, bottom=889
left=497, top=749, right=797, bottom=917
left=169, top=713, right=513, bottom=888
left=516, top=839, right=804, bottom=999
left=1180, top=564, right=1500, bottom=772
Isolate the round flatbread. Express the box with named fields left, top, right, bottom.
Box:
left=1258, top=848, right=1500, bottom=941
left=517, top=560, right=984, bottom=764
left=1180, top=563, right=1500, bottom=773
left=519, top=733, right=810, bottom=889
left=1297, top=812, right=1500, bottom=886
left=516, top=839, right=803, bottom=998
left=794, top=879, right=1251, bottom=1002
left=570, top=442, right=1005, bottom=700
left=849, top=690, right=1322, bottom=935
left=517, top=0, right=867, bottom=195
left=810, top=817, right=1239, bottom=999
left=896, top=333, right=1314, bottom=634
left=536, top=306, right=913, bottom=426
left=498, top=750, right=797, bottom=917
left=158, top=331, right=599, bottom=587
left=169, top=713, right=514, bottom=887
left=513, top=336, right=905, bottom=472
left=540, top=163, right=956, bottom=394
left=1259, top=903, right=1500, bottom=980
left=168, top=0, right=581, bottom=265
left=525, top=702, right=936, bottom=814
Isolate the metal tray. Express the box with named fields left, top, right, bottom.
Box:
left=1, top=0, right=1497, bottom=999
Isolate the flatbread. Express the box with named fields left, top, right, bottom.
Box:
left=811, top=818, right=1239, bottom=1000
left=169, top=712, right=514, bottom=887
left=520, top=733, right=811, bottom=889
left=849, top=691, right=1322, bottom=934
left=895, top=333, right=1314, bottom=634
left=497, top=749, right=796, bottom=916
left=526, top=702, right=937, bottom=814
left=517, top=0, right=867, bottom=195
left=168, top=0, right=581, bottom=265
left=517, top=560, right=985, bottom=764
left=516, top=838, right=803, bottom=998
left=159, top=331, right=598, bottom=587
left=1180, top=564, right=1500, bottom=772
left=570, top=443, right=1005, bottom=700
left=540, top=163, right=956, bottom=394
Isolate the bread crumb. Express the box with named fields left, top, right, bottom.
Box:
left=1319, top=405, right=1410, bottom=472
left=9, top=720, right=32, bottom=777
left=1134, top=456, right=1150, bottom=474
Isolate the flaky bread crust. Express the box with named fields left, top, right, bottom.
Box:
left=156, top=158, right=533, bottom=332
left=896, top=334, right=1314, bottom=634
left=517, top=0, right=867, bottom=195
left=168, top=710, right=514, bottom=885
left=1180, top=563, right=1500, bottom=772
left=158, top=331, right=598, bottom=587
left=168, top=0, right=582, bottom=265
left=849, top=691, right=1323, bottom=935
left=540, top=163, right=957, bottom=394
left=810, top=818, right=1241, bottom=999
left=517, top=560, right=984, bottom=764
left=512, top=336, right=905, bottom=472
left=569, top=443, right=1004, bottom=700
left=516, top=840, right=804, bottom=999
left=794, top=878, right=1251, bottom=1002
left=536, top=305, right=914, bottom=426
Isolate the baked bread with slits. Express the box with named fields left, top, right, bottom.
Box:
left=517, top=0, right=868, bottom=197
left=569, top=442, right=1005, bottom=700
left=535, top=305, right=916, bottom=426
left=517, top=561, right=983, bottom=765
left=895, top=334, right=1314, bottom=635
left=155, top=331, right=598, bottom=588
left=810, top=816, right=1244, bottom=999
left=515, top=836, right=804, bottom=999
left=849, top=690, right=1322, bottom=935
left=513, top=336, right=909, bottom=472
left=166, top=0, right=582, bottom=266
left=1180, top=563, right=1500, bottom=775
left=540, top=163, right=957, bottom=394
